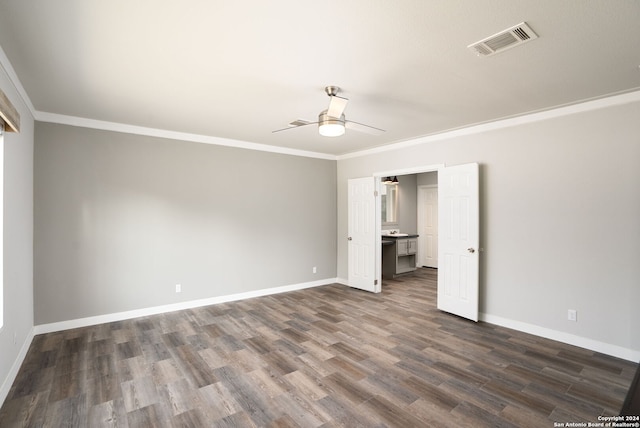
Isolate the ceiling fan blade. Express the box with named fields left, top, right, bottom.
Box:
left=272, top=119, right=316, bottom=133
left=345, top=120, right=385, bottom=135
left=327, top=95, right=348, bottom=118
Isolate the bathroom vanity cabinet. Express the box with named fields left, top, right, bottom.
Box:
left=382, top=235, right=418, bottom=278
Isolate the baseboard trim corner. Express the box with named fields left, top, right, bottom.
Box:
left=0, top=327, right=35, bottom=407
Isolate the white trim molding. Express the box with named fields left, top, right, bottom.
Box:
left=480, top=312, right=640, bottom=363
left=5, top=279, right=337, bottom=406
left=35, top=111, right=337, bottom=161
left=0, top=45, right=35, bottom=116
left=0, top=328, right=35, bottom=407
left=337, top=89, right=640, bottom=160
left=3, top=38, right=640, bottom=164
left=373, top=164, right=444, bottom=178
left=34, top=278, right=338, bottom=335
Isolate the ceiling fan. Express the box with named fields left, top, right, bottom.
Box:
left=273, top=86, right=385, bottom=137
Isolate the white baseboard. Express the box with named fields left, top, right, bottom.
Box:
left=0, top=327, right=35, bottom=407
left=334, top=279, right=638, bottom=362
left=34, top=278, right=338, bottom=335
left=480, top=313, right=640, bottom=363
left=11, top=278, right=637, bottom=411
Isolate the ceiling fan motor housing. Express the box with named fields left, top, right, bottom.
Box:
left=318, top=110, right=345, bottom=137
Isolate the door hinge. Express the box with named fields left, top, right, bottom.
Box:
left=374, top=279, right=378, bottom=285
left=374, top=190, right=378, bottom=197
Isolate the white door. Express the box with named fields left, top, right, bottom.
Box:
left=437, top=163, right=479, bottom=321
left=417, top=186, right=438, bottom=268
left=347, top=177, right=379, bottom=292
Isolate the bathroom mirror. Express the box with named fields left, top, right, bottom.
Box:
left=381, top=183, right=398, bottom=225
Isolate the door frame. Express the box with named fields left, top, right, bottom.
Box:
left=373, top=164, right=444, bottom=286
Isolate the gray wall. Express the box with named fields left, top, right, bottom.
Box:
left=0, top=68, right=34, bottom=397
left=417, top=171, right=437, bottom=186
left=34, top=123, right=337, bottom=324
left=337, top=99, right=640, bottom=355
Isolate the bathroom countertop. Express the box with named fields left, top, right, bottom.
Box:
left=381, top=234, right=419, bottom=239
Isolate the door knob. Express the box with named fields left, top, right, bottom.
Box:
left=467, top=247, right=475, bottom=253
left=348, top=237, right=353, bottom=241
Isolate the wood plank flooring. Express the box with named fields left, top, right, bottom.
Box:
left=1, top=268, right=637, bottom=427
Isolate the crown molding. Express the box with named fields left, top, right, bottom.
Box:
left=336, top=88, right=640, bottom=160
left=0, top=45, right=36, bottom=119
left=4, top=37, right=639, bottom=163
left=35, top=111, right=337, bottom=160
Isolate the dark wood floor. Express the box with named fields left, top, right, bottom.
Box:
left=1, top=268, right=637, bottom=427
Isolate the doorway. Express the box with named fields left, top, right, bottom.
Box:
left=373, top=165, right=441, bottom=288
left=371, top=163, right=480, bottom=322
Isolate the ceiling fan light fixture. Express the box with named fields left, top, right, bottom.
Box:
left=319, top=123, right=345, bottom=137
left=318, top=110, right=345, bottom=137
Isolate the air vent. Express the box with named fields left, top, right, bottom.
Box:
left=468, top=22, right=538, bottom=57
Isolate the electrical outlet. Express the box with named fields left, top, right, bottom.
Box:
left=175, top=284, right=182, bottom=293
left=312, top=266, right=317, bottom=274
left=568, top=309, right=577, bottom=322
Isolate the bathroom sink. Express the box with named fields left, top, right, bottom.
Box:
left=383, top=233, right=408, bottom=237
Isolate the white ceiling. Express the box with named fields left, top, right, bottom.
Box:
left=1, top=1, right=639, bottom=157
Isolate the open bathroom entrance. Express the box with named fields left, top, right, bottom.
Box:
left=380, top=172, right=439, bottom=269
left=347, top=163, right=480, bottom=321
